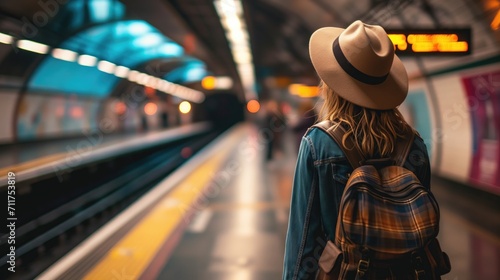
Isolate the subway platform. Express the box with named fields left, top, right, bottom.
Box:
left=2, top=123, right=499, bottom=280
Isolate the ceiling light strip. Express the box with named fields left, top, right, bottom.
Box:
left=17, top=39, right=50, bottom=54
left=214, top=0, right=257, bottom=101
left=0, top=32, right=205, bottom=103
left=0, top=32, right=14, bottom=44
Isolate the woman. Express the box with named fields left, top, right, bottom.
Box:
left=282, top=20, right=431, bottom=279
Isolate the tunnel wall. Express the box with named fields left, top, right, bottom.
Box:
left=402, top=61, right=500, bottom=195
left=0, top=90, right=189, bottom=144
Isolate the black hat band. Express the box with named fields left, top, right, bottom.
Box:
left=332, top=37, right=389, bottom=85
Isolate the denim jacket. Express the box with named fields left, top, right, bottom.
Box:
left=282, top=126, right=431, bottom=280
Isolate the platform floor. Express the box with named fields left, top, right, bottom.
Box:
left=156, top=125, right=499, bottom=280
left=37, top=123, right=500, bottom=280
left=158, top=125, right=294, bottom=280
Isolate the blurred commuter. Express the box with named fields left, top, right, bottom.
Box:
left=291, top=100, right=317, bottom=150
left=140, top=114, right=148, bottom=132
left=262, top=100, right=286, bottom=161
left=283, top=21, right=448, bottom=279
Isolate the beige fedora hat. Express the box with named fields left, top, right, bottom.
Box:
left=309, top=20, right=408, bottom=110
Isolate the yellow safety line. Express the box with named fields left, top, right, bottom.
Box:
left=82, top=130, right=241, bottom=280
left=208, top=201, right=289, bottom=211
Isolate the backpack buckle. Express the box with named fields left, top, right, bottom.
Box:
left=356, top=247, right=370, bottom=278
left=356, top=259, right=370, bottom=280
left=415, top=268, right=426, bottom=280
left=411, top=251, right=426, bottom=280
left=357, top=259, right=369, bottom=273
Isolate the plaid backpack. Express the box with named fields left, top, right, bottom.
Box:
left=314, top=121, right=451, bottom=280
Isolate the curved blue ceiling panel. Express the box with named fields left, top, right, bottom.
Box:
left=46, top=0, right=126, bottom=35
left=28, top=58, right=120, bottom=98
left=27, top=19, right=192, bottom=97
left=59, top=20, right=185, bottom=68
left=164, top=60, right=208, bottom=83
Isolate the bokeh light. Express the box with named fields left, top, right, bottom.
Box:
left=201, top=76, right=216, bottom=90
left=247, top=99, right=260, bottom=113
left=70, top=106, right=83, bottom=118
left=115, top=101, right=127, bottom=115
left=144, top=102, right=158, bottom=115
left=179, top=101, right=192, bottom=114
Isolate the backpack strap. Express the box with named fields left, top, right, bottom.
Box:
left=313, top=120, right=365, bottom=169
left=313, top=120, right=416, bottom=168
left=392, top=128, right=416, bottom=166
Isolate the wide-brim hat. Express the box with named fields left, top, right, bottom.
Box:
left=309, top=20, right=408, bottom=110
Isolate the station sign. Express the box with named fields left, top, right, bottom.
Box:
left=386, top=28, right=471, bottom=55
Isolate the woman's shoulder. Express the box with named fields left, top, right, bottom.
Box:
left=410, top=130, right=430, bottom=155
left=303, top=124, right=346, bottom=158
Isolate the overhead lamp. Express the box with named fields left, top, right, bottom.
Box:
left=114, top=65, right=130, bottom=78
left=77, top=54, right=98, bottom=67
left=216, top=76, right=233, bottom=89
left=51, top=48, right=78, bottom=62
left=201, top=76, right=233, bottom=90
left=0, top=32, right=14, bottom=44
left=97, top=60, right=116, bottom=74
left=132, top=72, right=202, bottom=104
left=136, top=73, right=149, bottom=85
left=229, top=41, right=248, bottom=50
left=144, top=102, right=158, bottom=116
left=145, top=76, right=160, bottom=88
left=222, top=15, right=242, bottom=30
left=246, top=100, right=260, bottom=113
left=237, top=63, right=255, bottom=76
left=17, top=40, right=49, bottom=54
left=127, top=70, right=140, bottom=82
left=179, top=101, right=191, bottom=114
left=159, top=80, right=173, bottom=92
left=214, top=0, right=242, bottom=15
left=214, top=0, right=257, bottom=101
left=233, top=51, right=252, bottom=64
left=154, top=78, right=205, bottom=103
left=227, top=30, right=248, bottom=42
left=289, top=83, right=319, bottom=98
left=201, top=76, right=216, bottom=90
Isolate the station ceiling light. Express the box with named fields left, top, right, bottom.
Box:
left=214, top=0, right=257, bottom=101
left=17, top=40, right=49, bottom=54
left=289, top=84, right=319, bottom=98
left=77, top=54, right=98, bottom=67
left=0, top=32, right=13, bottom=44
left=0, top=32, right=205, bottom=104
left=201, top=76, right=233, bottom=90
left=127, top=70, right=140, bottom=82
left=179, top=101, right=192, bottom=114
left=144, top=102, right=158, bottom=116
left=246, top=99, right=260, bottom=113
left=114, top=65, right=130, bottom=78
left=97, top=60, right=116, bottom=74
left=51, top=48, right=78, bottom=62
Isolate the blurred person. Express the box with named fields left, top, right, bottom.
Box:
left=291, top=100, right=317, bottom=150
left=263, top=99, right=287, bottom=161
left=283, top=21, right=448, bottom=279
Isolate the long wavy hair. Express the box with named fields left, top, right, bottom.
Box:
left=318, top=81, right=413, bottom=158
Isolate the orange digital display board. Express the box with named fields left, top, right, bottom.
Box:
left=386, top=28, right=471, bottom=55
